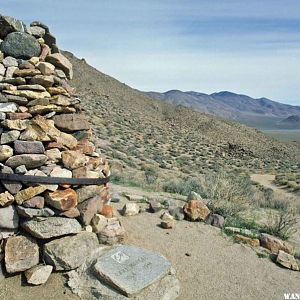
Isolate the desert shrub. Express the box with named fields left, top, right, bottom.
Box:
left=162, top=177, right=202, bottom=196
left=263, top=207, right=298, bottom=240
left=162, top=179, right=186, bottom=195
left=254, top=189, right=290, bottom=211
left=144, top=167, right=158, bottom=184
left=202, top=171, right=254, bottom=218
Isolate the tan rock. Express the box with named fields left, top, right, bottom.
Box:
left=33, top=115, right=77, bottom=149
left=1, top=119, right=29, bottom=130
left=30, top=75, right=54, bottom=87
left=3, top=89, right=51, bottom=100
left=47, top=86, right=69, bottom=96
left=5, top=66, right=18, bottom=79
left=13, top=69, right=41, bottom=77
left=28, top=104, right=75, bottom=115
left=46, top=148, right=61, bottom=163
left=15, top=186, right=47, bottom=204
left=61, top=150, right=88, bottom=170
left=97, top=219, right=126, bottom=245
left=20, top=123, right=51, bottom=142
left=45, top=188, right=77, bottom=211
left=28, top=57, right=40, bottom=65
left=36, top=62, right=55, bottom=75
left=91, top=214, right=108, bottom=233
left=49, top=95, right=71, bottom=106
left=0, top=191, right=14, bottom=207
left=276, top=250, right=299, bottom=271
left=72, top=166, right=100, bottom=178
left=0, top=145, right=13, bottom=161
left=5, top=235, right=39, bottom=273
left=6, top=154, right=48, bottom=169
left=17, top=84, right=46, bottom=92
left=50, top=166, right=72, bottom=178
left=122, top=203, right=140, bottom=216
left=0, top=82, right=17, bottom=91
left=161, top=220, right=175, bottom=229
left=183, top=200, right=210, bottom=221
left=25, top=265, right=53, bottom=285
left=53, top=113, right=90, bottom=132
left=20, top=115, right=77, bottom=149
left=46, top=53, right=73, bottom=79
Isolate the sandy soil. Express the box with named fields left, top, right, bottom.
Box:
left=0, top=183, right=299, bottom=300
left=112, top=184, right=300, bottom=300
left=251, top=174, right=300, bottom=205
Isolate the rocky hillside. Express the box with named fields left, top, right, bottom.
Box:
left=66, top=52, right=300, bottom=180
left=146, top=90, right=300, bottom=129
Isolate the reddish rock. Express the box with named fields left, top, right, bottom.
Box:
left=58, top=207, right=80, bottom=218
left=61, top=150, right=88, bottom=170
left=260, top=233, right=293, bottom=254
left=75, top=139, right=95, bottom=155
left=39, top=44, right=51, bottom=61
left=45, top=142, right=68, bottom=151
left=183, top=200, right=210, bottom=221
left=14, top=141, right=45, bottom=154
left=45, top=188, right=77, bottom=211
left=100, top=205, right=116, bottom=218
left=6, top=112, right=32, bottom=120
left=23, top=196, right=45, bottom=209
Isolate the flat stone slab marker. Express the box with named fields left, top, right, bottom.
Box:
left=93, top=245, right=171, bottom=297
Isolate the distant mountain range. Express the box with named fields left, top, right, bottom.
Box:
left=145, top=90, right=300, bottom=129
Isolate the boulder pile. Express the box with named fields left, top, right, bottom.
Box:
left=0, top=15, right=112, bottom=284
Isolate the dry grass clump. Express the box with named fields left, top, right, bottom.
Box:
left=202, top=171, right=254, bottom=218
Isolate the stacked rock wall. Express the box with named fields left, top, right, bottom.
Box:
left=0, top=15, right=110, bottom=282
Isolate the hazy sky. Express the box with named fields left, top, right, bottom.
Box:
left=2, top=0, right=300, bottom=105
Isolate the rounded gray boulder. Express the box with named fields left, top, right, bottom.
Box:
left=1, top=32, right=41, bottom=59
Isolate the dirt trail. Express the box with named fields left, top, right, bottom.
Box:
left=251, top=174, right=292, bottom=198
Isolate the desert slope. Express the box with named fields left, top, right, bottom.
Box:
left=65, top=52, right=299, bottom=177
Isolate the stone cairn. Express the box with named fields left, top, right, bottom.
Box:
left=0, top=15, right=117, bottom=284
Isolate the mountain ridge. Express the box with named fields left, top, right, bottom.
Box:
left=146, top=90, right=300, bottom=129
